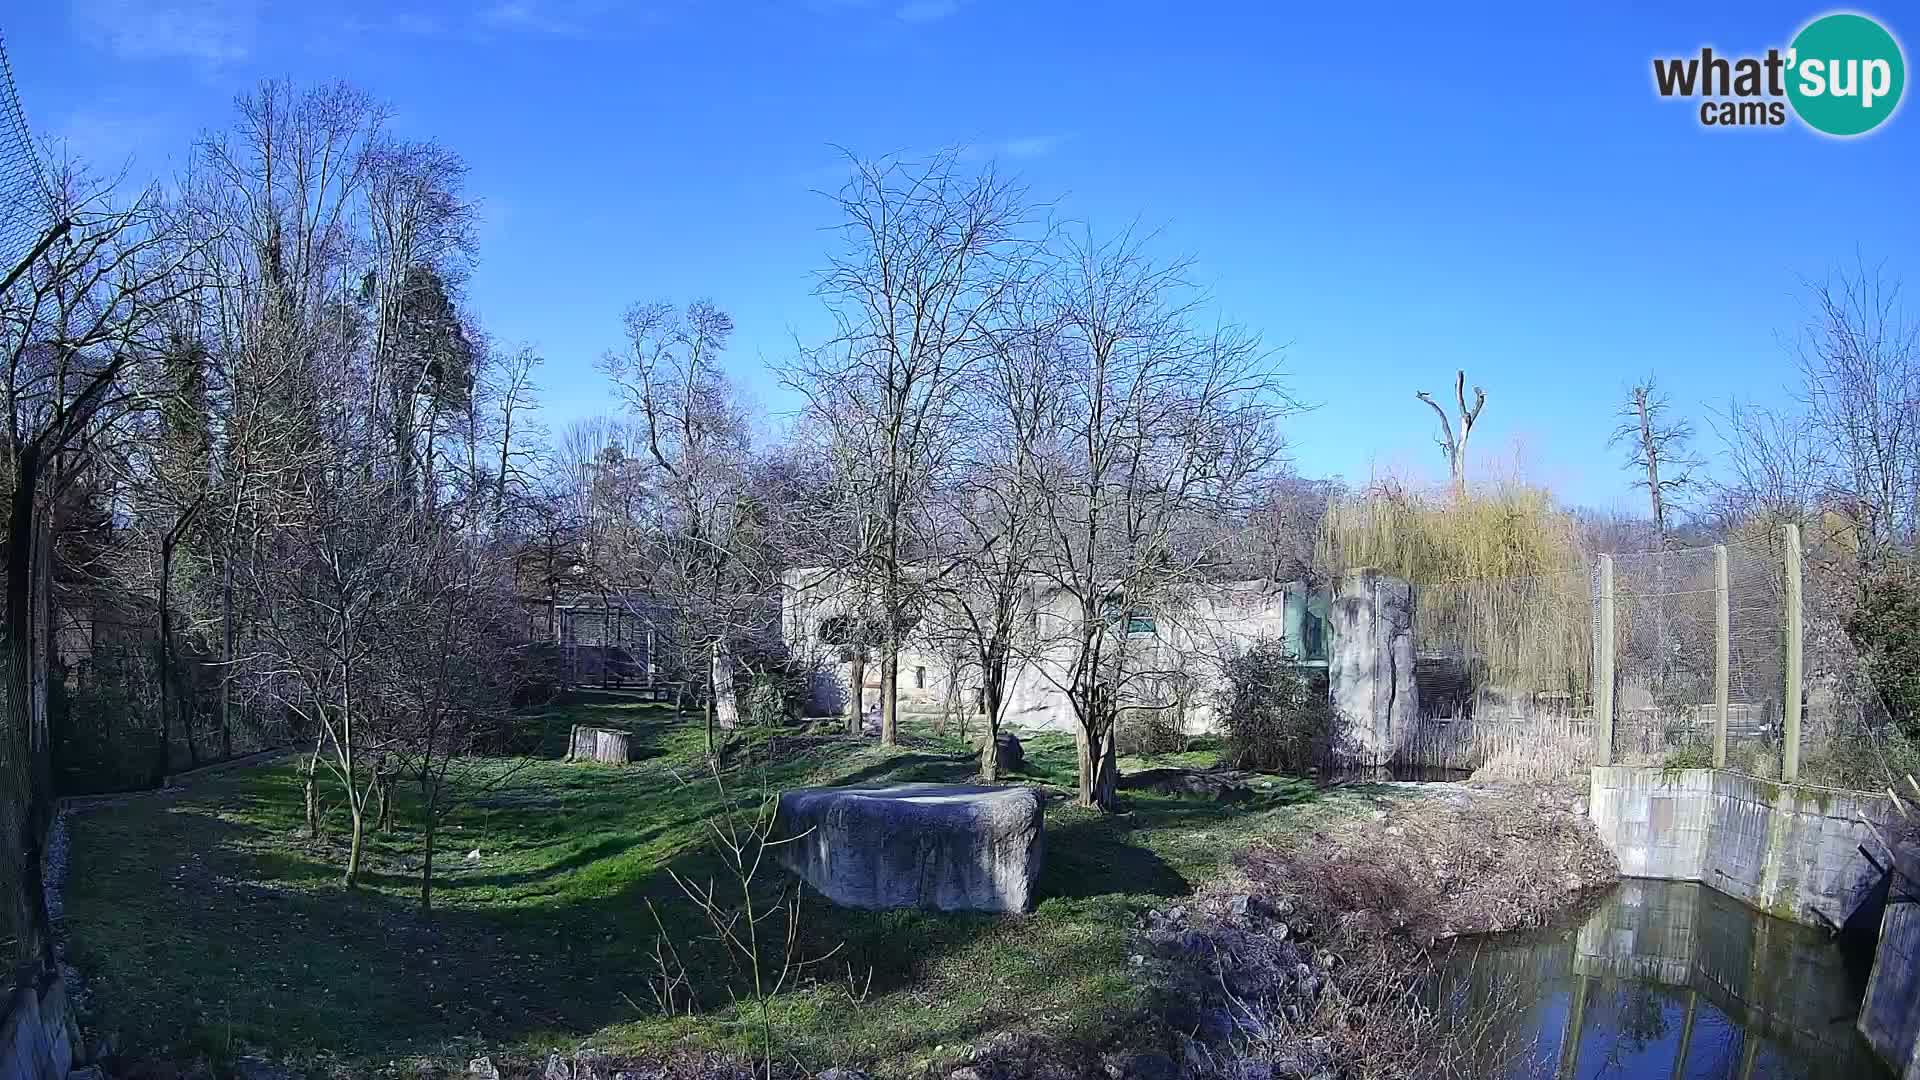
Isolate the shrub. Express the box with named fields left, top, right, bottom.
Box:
left=1660, top=743, right=1714, bottom=776
left=1115, top=705, right=1185, bottom=757
left=1217, top=638, right=1341, bottom=774
left=742, top=676, right=791, bottom=727
left=1802, top=724, right=1920, bottom=792
left=1847, top=566, right=1920, bottom=739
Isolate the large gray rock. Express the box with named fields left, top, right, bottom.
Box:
left=1118, top=767, right=1256, bottom=802
left=1329, top=567, right=1417, bottom=767
left=976, top=731, right=1025, bottom=774
left=773, top=783, right=1044, bottom=913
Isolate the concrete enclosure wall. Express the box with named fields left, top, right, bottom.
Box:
left=0, top=976, right=76, bottom=1080
left=1860, top=843, right=1920, bottom=1078
left=1588, top=766, right=1895, bottom=925
left=780, top=569, right=1331, bottom=735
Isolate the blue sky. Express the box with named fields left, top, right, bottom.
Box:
left=4, top=1, right=1916, bottom=511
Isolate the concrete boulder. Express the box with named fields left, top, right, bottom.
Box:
left=772, top=783, right=1044, bottom=913
left=1329, top=567, right=1417, bottom=767
left=976, top=731, right=1025, bottom=774
left=1118, top=767, right=1256, bottom=802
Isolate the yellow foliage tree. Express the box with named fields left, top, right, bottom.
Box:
left=1317, top=482, right=1592, bottom=695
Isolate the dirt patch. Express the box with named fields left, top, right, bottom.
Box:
left=1133, top=779, right=1617, bottom=1079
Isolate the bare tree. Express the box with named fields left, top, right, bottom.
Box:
left=1033, top=231, right=1292, bottom=809
left=1417, top=370, right=1486, bottom=497
left=601, top=299, right=778, bottom=753
left=1611, top=377, right=1701, bottom=542
left=1709, top=260, right=1920, bottom=753
left=787, top=150, right=1032, bottom=746
left=926, top=284, right=1059, bottom=780
left=1233, top=472, right=1342, bottom=584
left=182, top=80, right=390, bottom=814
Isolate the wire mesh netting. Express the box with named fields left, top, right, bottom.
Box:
left=1402, top=534, right=1807, bottom=779
left=0, top=30, right=49, bottom=275
left=1798, top=522, right=1876, bottom=780
left=1606, top=541, right=1786, bottom=772
left=1726, top=537, right=1788, bottom=776
left=1607, top=548, right=1717, bottom=765
left=0, top=27, right=52, bottom=974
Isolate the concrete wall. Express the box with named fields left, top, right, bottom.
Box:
left=1589, top=766, right=1895, bottom=925
left=1860, top=843, right=1920, bottom=1078
left=780, top=569, right=1318, bottom=735
left=0, top=976, right=76, bottom=1080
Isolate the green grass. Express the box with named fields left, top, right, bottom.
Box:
left=62, top=699, right=1352, bottom=1077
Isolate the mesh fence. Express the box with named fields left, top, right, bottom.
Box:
left=1606, top=540, right=1786, bottom=772
left=1726, top=537, right=1789, bottom=776
left=1403, top=534, right=1806, bottom=778
left=1799, top=524, right=1877, bottom=784
left=1607, top=547, right=1717, bottom=765
left=0, top=27, right=52, bottom=976
left=0, top=30, right=49, bottom=275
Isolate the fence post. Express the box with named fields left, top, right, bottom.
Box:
left=1783, top=523, right=1803, bottom=784
left=1595, top=554, right=1615, bottom=767
left=1714, top=544, right=1730, bottom=770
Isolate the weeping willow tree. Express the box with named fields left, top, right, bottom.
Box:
left=1318, top=483, right=1593, bottom=701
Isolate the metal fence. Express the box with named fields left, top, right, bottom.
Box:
left=1600, top=536, right=1789, bottom=772
left=1403, top=526, right=1824, bottom=780
left=1, top=26, right=55, bottom=980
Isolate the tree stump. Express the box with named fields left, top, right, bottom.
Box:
left=568, top=724, right=631, bottom=764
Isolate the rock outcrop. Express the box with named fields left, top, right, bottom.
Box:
left=773, top=783, right=1044, bottom=913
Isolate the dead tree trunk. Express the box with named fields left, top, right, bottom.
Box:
left=1416, top=370, right=1486, bottom=498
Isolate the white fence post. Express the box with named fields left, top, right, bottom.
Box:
left=1595, top=554, right=1615, bottom=767
left=1714, top=544, right=1730, bottom=770
left=1783, top=523, right=1803, bottom=783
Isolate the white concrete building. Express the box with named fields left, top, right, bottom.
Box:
left=779, top=567, right=1333, bottom=736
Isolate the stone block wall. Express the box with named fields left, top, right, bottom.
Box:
left=0, top=976, right=76, bottom=1080
left=1860, top=844, right=1920, bottom=1079
left=1588, top=766, right=1894, bottom=925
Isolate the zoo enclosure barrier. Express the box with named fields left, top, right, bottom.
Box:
left=1402, top=525, right=1836, bottom=781
left=1593, top=524, right=1830, bottom=780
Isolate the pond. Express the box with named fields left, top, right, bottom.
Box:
left=1434, top=878, right=1890, bottom=1079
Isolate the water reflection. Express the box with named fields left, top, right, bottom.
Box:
left=1435, top=879, right=1889, bottom=1079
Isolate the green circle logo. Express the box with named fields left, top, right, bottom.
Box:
left=1787, top=13, right=1906, bottom=136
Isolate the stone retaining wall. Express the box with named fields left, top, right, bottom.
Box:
left=1587, top=766, right=1895, bottom=925
left=1860, top=844, right=1920, bottom=1078
left=0, top=976, right=76, bottom=1080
